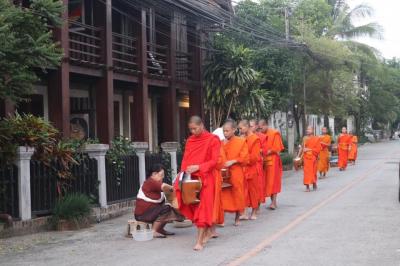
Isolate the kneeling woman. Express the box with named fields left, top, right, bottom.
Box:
left=134, top=164, right=184, bottom=238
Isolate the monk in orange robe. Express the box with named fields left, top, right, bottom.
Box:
left=258, top=119, right=284, bottom=210
left=221, top=120, right=249, bottom=226
left=348, top=133, right=358, bottom=165
left=174, top=116, right=220, bottom=251
left=210, top=144, right=226, bottom=238
left=337, top=127, right=353, bottom=171
left=300, top=126, right=322, bottom=192
left=250, top=119, right=266, bottom=206
left=318, top=127, right=331, bottom=178
left=238, top=120, right=261, bottom=220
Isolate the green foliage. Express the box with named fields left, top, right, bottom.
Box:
left=280, top=152, right=293, bottom=166
left=51, top=193, right=91, bottom=226
left=106, top=136, right=136, bottom=181
left=0, top=0, right=63, bottom=103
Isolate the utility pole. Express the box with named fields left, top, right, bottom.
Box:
left=285, top=6, right=295, bottom=155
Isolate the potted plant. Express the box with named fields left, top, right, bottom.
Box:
left=51, top=193, right=92, bottom=231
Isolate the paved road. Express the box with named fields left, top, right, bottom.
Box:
left=1, top=141, right=400, bottom=266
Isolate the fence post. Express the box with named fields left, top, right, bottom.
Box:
left=132, top=142, right=148, bottom=185
left=84, top=144, right=109, bottom=208
left=161, top=142, right=180, bottom=179
left=15, top=146, right=34, bottom=221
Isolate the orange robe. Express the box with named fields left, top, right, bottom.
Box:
left=212, top=146, right=226, bottom=225
left=337, top=133, right=352, bottom=169
left=174, top=131, right=220, bottom=228
left=221, top=136, right=249, bottom=212
left=317, top=134, right=331, bottom=174
left=264, top=130, right=284, bottom=197
left=244, top=134, right=261, bottom=209
left=303, top=136, right=322, bottom=185
left=348, top=135, right=358, bottom=161
left=256, top=132, right=266, bottom=203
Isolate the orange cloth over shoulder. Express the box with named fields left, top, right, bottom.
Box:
left=212, top=145, right=226, bottom=225
left=264, top=129, right=284, bottom=197
left=348, top=135, right=358, bottom=161
left=174, top=131, right=220, bottom=228
left=303, top=136, right=322, bottom=185
left=337, top=133, right=352, bottom=169
left=256, top=132, right=266, bottom=203
left=244, top=134, right=261, bottom=209
left=317, top=134, right=331, bottom=174
left=221, top=136, right=249, bottom=212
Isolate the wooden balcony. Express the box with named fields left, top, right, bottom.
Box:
left=147, top=43, right=168, bottom=79
left=112, top=32, right=138, bottom=74
left=69, top=21, right=103, bottom=68
left=176, top=51, right=193, bottom=81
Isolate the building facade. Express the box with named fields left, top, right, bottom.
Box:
left=1, top=0, right=231, bottom=149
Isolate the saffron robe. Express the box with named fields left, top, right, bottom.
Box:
left=244, top=134, right=261, bottom=209
left=256, top=132, right=266, bottom=203
left=337, top=133, right=352, bottom=169
left=212, top=146, right=226, bottom=225
left=263, top=130, right=284, bottom=197
left=221, top=136, right=249, bottom=212
left=348, top=135, right=358, bottom=161
left=317, top=134, right=331, bottom=174
left=303, top=136, right=322, bottom=185
left=174, top=131, right=220, bottom=228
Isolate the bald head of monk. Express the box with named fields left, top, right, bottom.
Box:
left=322, top=127, right=328, bottom=135
left=188, top=115, right=204, bottom=136
left=249, top=119, right=258, bottom=133
left=341, top=127, right=347, bottom=134
left=306, top=126, right=314, bottom=136
left=223, top=120, right=237, bottom=140
left=238, top=119, right=251, bottom=136
left=258, top=119, right=269, bottom=134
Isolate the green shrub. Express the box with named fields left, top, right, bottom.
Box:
left=281, top=152, right=293, bottom=166
left=52, top=193, right=92, bottom=226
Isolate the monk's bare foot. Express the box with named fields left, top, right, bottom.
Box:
left=313, top=184, right=318, bottom=191
left=250, top=215, right=257, bottom=220
left=193, top=243, right=204, bottom=251
left=268, top=205, right=276, bottom=210
left=216, top=223, right=225, bottom=227
left=305, top=188, right=311, bottom=192
left=239, top=215, right=249, bottom=220
left=202, top=232, right=212, bottom=245
left=234, top=219, right=240, bottom=226
left=211, top=232, right=219, bottom=238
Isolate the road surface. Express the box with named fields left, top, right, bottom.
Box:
left=1, top=140, right=400, bottom=266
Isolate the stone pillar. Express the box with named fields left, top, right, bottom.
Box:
left=132, top=142, right=149, bottom=185
left=347, top=116, right=355, bottom=134
left=84, top=144, right=109, bottom=208
left=329, top=116, right=335, bottom=137
left=161, top=142, right=179, bottom=179
left=15, top=147, right=34, bottom=221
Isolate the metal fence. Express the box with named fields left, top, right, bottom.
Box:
left=0, top=164, right=19, bottom=218
left=30, top=157, right=98, bottom=216
left=105, top=155, right=140, bottom=204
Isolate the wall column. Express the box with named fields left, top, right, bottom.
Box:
left=132, top=142, right=149, bottom=185
left=161, top=142, right=179, bottom=179
left=94, top=0, right=114, bottom=143
left=48, top=0, right=70, bottom=137
left=132, top=9, right=149, bottom=142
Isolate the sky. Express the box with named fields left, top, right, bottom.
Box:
left=348, top=0, right=400, bottom=59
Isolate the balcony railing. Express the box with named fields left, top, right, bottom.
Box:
left=176, top=51, right=193, bottom=81
left=112, top=32, right=138, bottom=73
left=147, top=43, right=168, bottom=78
left=69, top=21, right=103, bottom=67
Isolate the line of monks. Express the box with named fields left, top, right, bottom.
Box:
left=174, top=116, right=284, bottom=251
left=299, top=126, right=358, bottom=192
left=173, top=116, right=358, bottom=251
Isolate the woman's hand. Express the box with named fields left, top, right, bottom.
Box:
left=186, top=165, right=200, bottom=174
left=161, top=183, right=174, bottom=193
